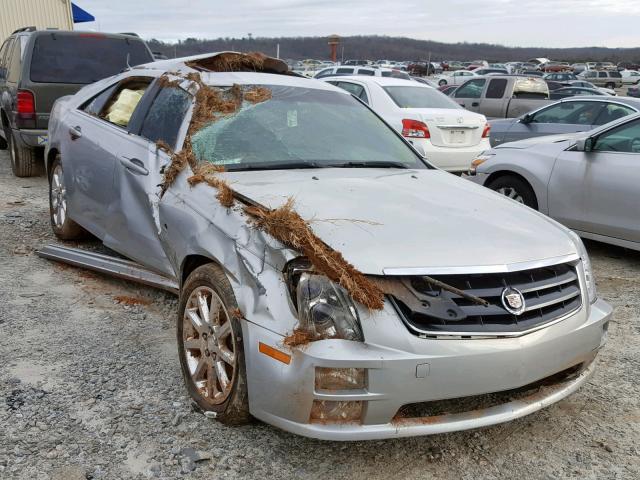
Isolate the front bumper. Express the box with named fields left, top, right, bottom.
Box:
left=244, top=298, right=611, bottom=440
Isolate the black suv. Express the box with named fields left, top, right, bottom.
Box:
left=0, top=28, right=154, bottom=176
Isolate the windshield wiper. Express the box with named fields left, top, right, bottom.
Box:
left=228, top=161, right=325, bottom=171
left=327, top=161, right=409, bottom=169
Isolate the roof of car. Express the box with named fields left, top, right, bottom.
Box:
left=320, top=75, right=430, bottom=88
left=134, top=52, right=344, bottom=92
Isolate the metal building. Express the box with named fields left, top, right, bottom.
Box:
left=1, top=0, right=74, bottom=41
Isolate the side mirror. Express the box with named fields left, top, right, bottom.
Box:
left=521, top=113, right=533, bottom=124
left=575, top=137, right=594, bottom=152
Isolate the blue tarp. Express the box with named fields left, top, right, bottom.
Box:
left=72, top=3, right=95, bottom=23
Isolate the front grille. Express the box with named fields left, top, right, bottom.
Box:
left=391, top=262, right=582, bottom=336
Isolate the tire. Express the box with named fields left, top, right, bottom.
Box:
left=178, top=263, right=250, bottom=425
left=49, top=156, right=87, bottom=240
left=9, top=130, right=39, bottom=177
left=438, top=79, right=447, bottom=86
left=605, top=82, right=616, bottom=89
left=486, top=175, right=538, bottom=210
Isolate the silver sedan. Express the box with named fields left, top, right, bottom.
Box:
left=470, top=113, right=640, bottom=251
left=489, top=97, right=640, bottom=147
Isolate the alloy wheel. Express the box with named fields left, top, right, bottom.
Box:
left=496, top=186, right=525, bottom=204
left=182, top=286, right=236, bottom=405
left=51, top=164, right=67, bottom=228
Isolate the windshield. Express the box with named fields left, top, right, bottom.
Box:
left=30, top=34, right=152, bottom=84
left=383, top=86, right=462, bottom=109
left=190, top=85, right=425, bottom=170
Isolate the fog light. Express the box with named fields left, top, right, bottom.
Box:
left=310, top=400, right=363, bottom=423
left=315, top=367, right=366, bottom=390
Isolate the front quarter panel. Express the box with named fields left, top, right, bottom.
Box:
left=477, top=146, right=558, bottom=214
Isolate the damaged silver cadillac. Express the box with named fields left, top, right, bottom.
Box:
left=42, top=52, right=612, bottom=441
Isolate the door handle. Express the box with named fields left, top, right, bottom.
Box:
left=472, top=102, right=480, bottom=107
left=119, top=156, right=149, bottom=176
left=68, top=126, right=82, bottom=140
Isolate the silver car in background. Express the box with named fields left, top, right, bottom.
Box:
left=470, top=113, right=640, bottom=251
left=489, top=97, right=640, bottom=146
left=44, top=53, right=610, bottom=440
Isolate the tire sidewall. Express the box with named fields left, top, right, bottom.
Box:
left=177, top=264, right=249, bottom=422
left=488, top=176, right=538, bottom=209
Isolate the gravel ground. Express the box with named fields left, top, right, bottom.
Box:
left=0, top=148, right=638, bottom=480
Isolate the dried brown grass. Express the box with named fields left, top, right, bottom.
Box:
left=243, top=86, right=272, bottom=104
left=187, top=163, right=235, bottom=208
left=283, top=329, right=312, bottom=347
left=244, top=199, right=385, bottom=310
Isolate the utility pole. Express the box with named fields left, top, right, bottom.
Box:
left=276, top=43, right=280, bottom=59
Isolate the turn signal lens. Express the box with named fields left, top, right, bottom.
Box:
left=402, top=118, right=430, bottom=138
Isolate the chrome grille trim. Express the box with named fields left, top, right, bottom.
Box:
left=391, top=260, right=584, bottom=338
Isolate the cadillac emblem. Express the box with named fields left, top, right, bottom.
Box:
left=501, top=287, right=525, bottom=315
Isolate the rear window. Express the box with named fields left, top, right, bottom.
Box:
left=30, top=34, right=152, bottom=84
left=383, top=86, right=461, bottom=109
left=381, top=70, right=410, bottom=80
left=609, top=72, right=622, bottom=78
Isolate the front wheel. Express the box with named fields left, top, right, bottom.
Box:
left=177, top=264, right=250, bottom=425
left=438, top=79, right=447, bottom=86
left=49, top=156, right=87, bottom=240
left=486, top=175, right=538, bottom=210
left=605, top=82, right=616, bottom=89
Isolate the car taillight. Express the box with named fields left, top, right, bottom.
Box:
left=17, top=90, right=35, bottom=115
left=482, top=123, right=491, bottom=138
left=402, top=119, right=430, bottom=138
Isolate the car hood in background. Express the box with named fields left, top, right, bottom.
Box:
left=494, top=133, right=580, bottom=150
left=224, top=168, right=576, bottom=274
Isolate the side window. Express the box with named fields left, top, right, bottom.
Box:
left=454, top=79, right=486, bottom=98
left=140, top=87, right=192, bottom=148
left=593, top=103, right=636, bottom=125
left=81, top=83, right=122, bottom=116
left=358, top=69, right=374, bottom=76
left=593, top=118, right=640, bottom=153
left=336, top=81, right=366, bottom=99
left=315, top=68, right=333, bottom=78
left=486, top=79, right=507, bottom=99
left=0, top=40, right=9, bottom=79
left=6, top=40, right=22, bottom=83
left=336, top=68, right=354, bottom=75
left=598, top=72, right=607, bottom=78
left=533, top=101, right=603, bottom=125
left=82, top=78, right=152, bottom=128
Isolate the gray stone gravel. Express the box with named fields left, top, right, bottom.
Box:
left=0, top=149, right=638, bottom=479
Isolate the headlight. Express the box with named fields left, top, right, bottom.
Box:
left=295, top=273, right=364, bottom=342
left=568, top=230, right=597, bottom=303
left=469, top=153, right=495, bottom=175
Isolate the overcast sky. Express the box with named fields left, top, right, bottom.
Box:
left=76, top=0, right=640, bottom=48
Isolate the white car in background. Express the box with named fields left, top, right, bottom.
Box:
left=621, top=70, right=640, bottom=85
left=432, top=70, right=479, bottom=87
left=321, top=76, right=491, bottom=172
left=314, top=65, right=410, bottom=80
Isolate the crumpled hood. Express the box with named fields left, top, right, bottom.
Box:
left=225, top=168, right=576, bottom=274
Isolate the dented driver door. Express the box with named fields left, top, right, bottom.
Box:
left=106, top=83, right=192, bottom=277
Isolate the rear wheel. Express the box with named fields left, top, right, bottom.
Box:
left=605, top=82, right=616, bottom=89
left=438, top=79, right=447, bottom=86
left=49, top=156, right=87, bottom=240
left=487, top=175, right=538, bottom=210
left=177, top=264, right=250, bottom=425
left=9, top=131, right=39, bottom=177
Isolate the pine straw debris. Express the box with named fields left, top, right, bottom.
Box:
left=185, top=51, right=289, bottom=75
left=244, top=199, right=385, bottom=310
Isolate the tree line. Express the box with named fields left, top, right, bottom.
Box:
left=146, top=35, right=640, bottom=63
